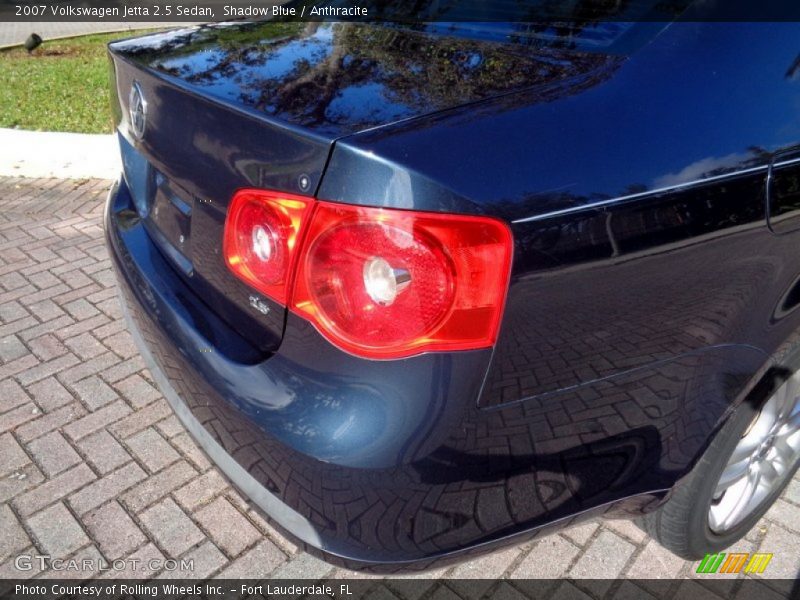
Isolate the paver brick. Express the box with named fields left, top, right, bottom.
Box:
left=0, top=403, right=40, bottom=433
left=0, top=545, right=42, bottom=580
left=54, top=315, right=109, bottom=342
left=215, top=538, right=286, bottom=578
left=63, top=399, right=131, bottom=441
left=71, top=374, right=118, bottom=410
left=0, top=463, right=44, bottom=504
left=569, top=531, right=636, bottom=585
left=56, top=351, right=118, bottom=385
left=625, top=539, right=685, bottom=580
left=16, top=316, right=73, bottom=343
left=13, top=463, right=95, bottom=517
left=43, top=545, right=105, bottom=581
left=0, top=379, right=30, bottom=414
left=448, top=546, right=524, bottom=599
left=269, top=550, right=333, bottom=580
left=83, top=501, right=146, bottom=560
left=0, top=335, right=27, bottom=362
left=487, top=584, right=527, bottom=600
left=99, top=542, right=165, bottom=579
left=194, top=497, right=261, bottom=557
left=64, top=332, right=106, bottom=360
left=25, top=377, right=73, bottom=412
left=225, top=491, right=300, bottom=555
left=0, top=300, right=28, bottom=322
left=733, top=581, right=791, bottom=600
left=0, top=284, right=37, bottom=306
left=0, top=316, right=39, bottom=340
left=16, top=353, right=81, bottom=387
left=160, top=540, right=226, bottom=579
left=155, top=415, right=183, bottom=438
left=93, top=318, right=125, bottom=341
left=62, top=298, right=99, bottom=321
left=27, top=300, right=65, bottom=323
left=126, top=427, right=179, bottom=473
left=755, top=523, right=800, bottom=580
left=612, top=581, right=658, bottom=600
left=0, top=354, right=38, bottom=382
left=385, top=574, right=449, bottom=600
left=0, top=272, right=27, bottom=291
left=115, top=373, right=161, bottom=408
left=173, top=469, right=228, bottom=512
left=673, top=580, right=727, bottom=600
left=0, top=433, right=30, bottom=477
left=77, top=429, right=131, bottom=475
left=104, top=329, right=139, bottom=359
left=15, top=403, right=86, bottom=443
left=169, top=431, right=211, bottom=471
left=512, top=536, right=580, bottom=579
left=140, top=498, right=204, bottom=557
left=0, top=503, right=30, bottom=562
left=548, top=582, right=594, bottom=600
left=27, top=271, right=60, bottom=291
left=60, top=269, right=94, bottom=291
left=28, top=334, right=68, bottom=362
left=27, top=502, right=89, bottom=557
left=68, top=462, right=147, bottom=515
left=561, top=522, right=600, bottom=547
left=26, top=431, right=81, bottom=477
left=100, top=355, right=145, bottom=384
left=110, top=398, right=172, bottom=439
left=602, top=519, right=648, bottom=545
left=120, top=460, right=197, bottom=513
left=760, top=498, right=800, bottom=535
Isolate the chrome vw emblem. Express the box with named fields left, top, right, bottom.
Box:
left=129, top=81, right=147, bottom=140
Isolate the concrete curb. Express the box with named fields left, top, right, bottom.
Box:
left=0, top=22, right=196, bottom=50
left=0, top=128, right=120, bottom=180
left=0, top=28, right=138, bottom=50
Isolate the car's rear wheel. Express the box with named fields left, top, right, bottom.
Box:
left=641, top=363, right=800, bottom=559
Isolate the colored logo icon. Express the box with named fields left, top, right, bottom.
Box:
left=696, top=552, right=773, bottom=574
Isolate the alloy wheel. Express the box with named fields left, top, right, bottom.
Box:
left=708, top=373, right=800, bottom=533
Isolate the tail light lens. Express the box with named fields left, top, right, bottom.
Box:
left=223, top=190, right=312, bottom=304
left=224, top=192, right=513, bottom=359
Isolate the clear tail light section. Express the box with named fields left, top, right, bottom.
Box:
left=224, top=192, right=513, bottom=359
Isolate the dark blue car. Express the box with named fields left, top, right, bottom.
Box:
left=105, top=18, right=800, bottom=570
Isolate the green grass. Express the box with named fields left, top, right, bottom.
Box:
left=0, top=31, right=151, bottom=133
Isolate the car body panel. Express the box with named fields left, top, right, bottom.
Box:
left=316, top=22, right=800, bottom=406
left=108, top=21, right=625, bottom=138
left=105, top=20, right=800, bottom=569
left=319, top=23, right=800, bottom=217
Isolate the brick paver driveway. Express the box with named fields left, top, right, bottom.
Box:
left=0, top=177, right=798, bottom=594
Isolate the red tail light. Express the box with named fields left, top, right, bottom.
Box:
left=224, top=192, right=513, bottom=359
left=223, top=190, right=312, bottom=304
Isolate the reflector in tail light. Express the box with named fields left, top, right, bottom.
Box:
left=223, top=190, right=313, bottom=304
left=292, top=202, right=513, bottom=359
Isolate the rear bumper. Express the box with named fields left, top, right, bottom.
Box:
left=118, top=289, right=324, bottom=549
left=106, top=176, right=767, bottom=570
left=105, top=176, right=509, bottom=569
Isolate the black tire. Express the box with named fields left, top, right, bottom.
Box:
left=641, top=362, right=800, bottom=560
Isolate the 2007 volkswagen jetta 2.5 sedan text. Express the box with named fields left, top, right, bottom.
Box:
left=104, top=15, right=800, bottom=571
